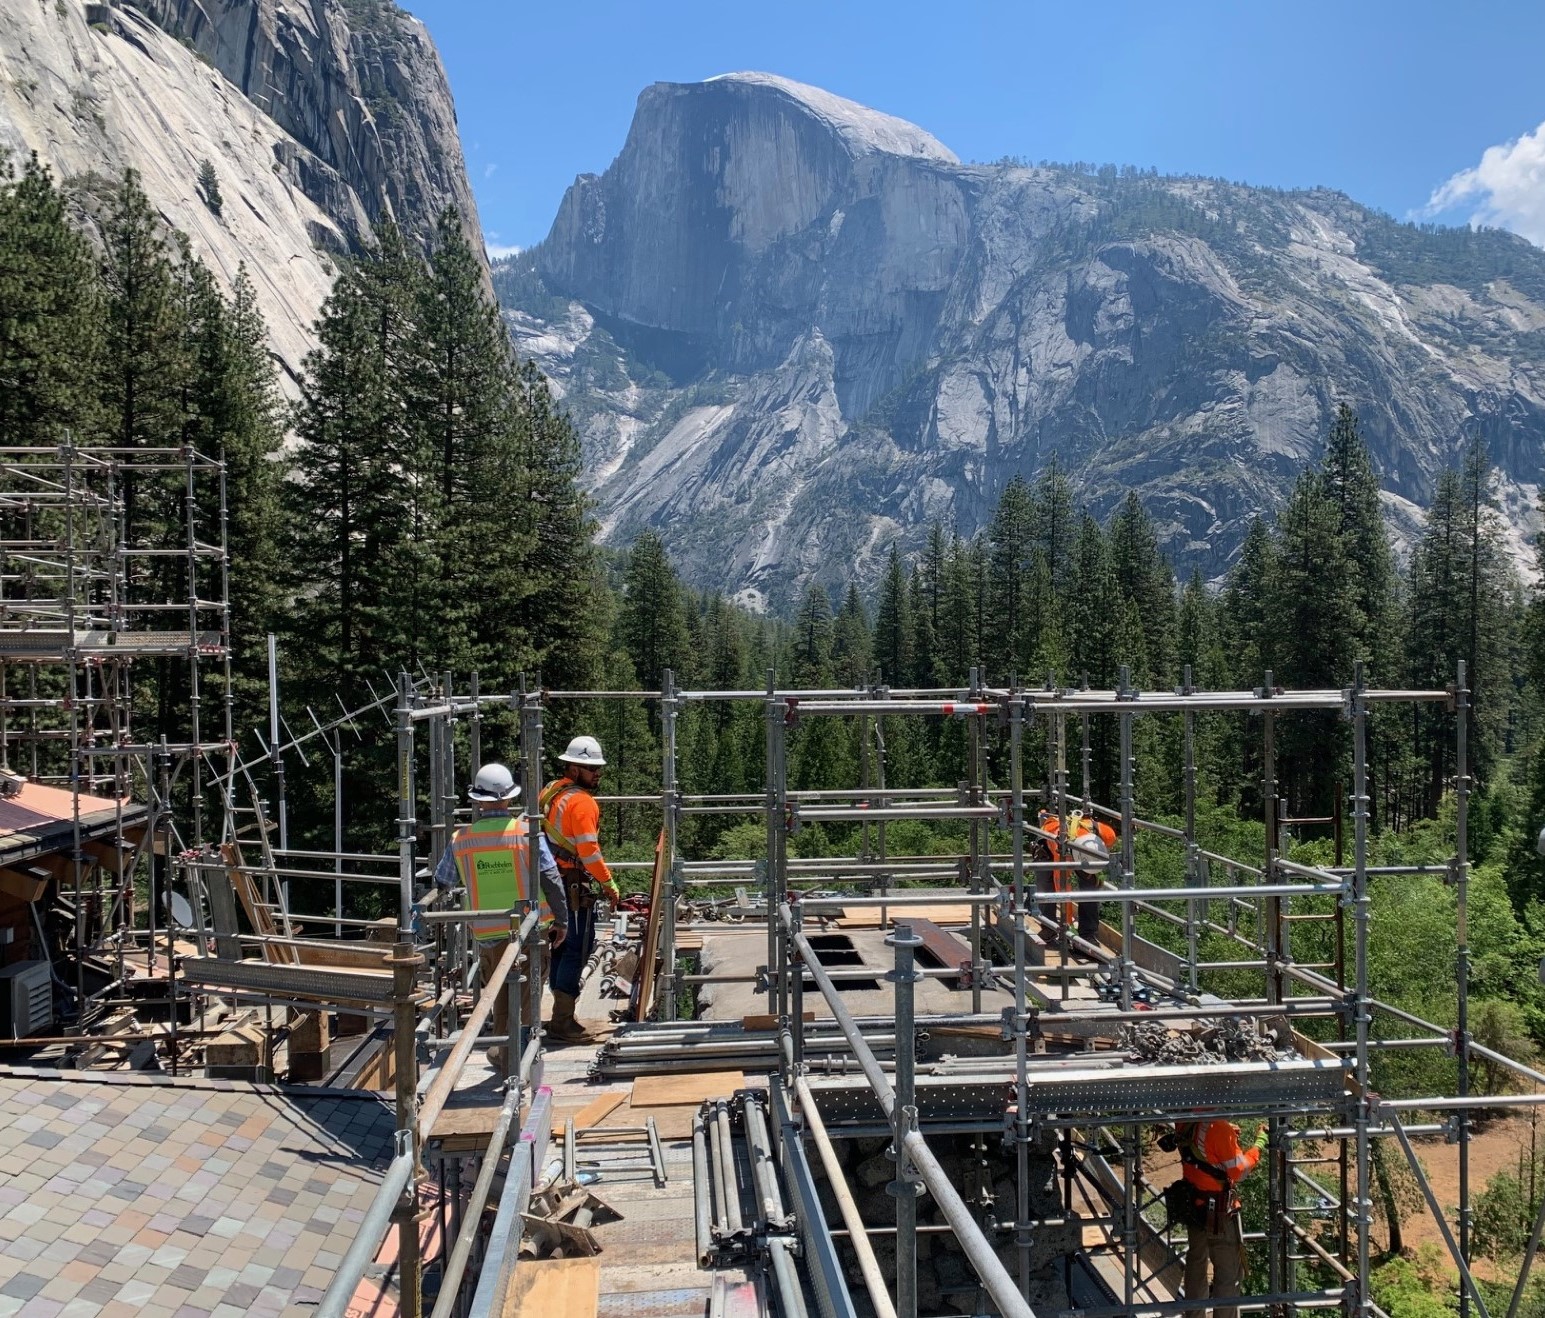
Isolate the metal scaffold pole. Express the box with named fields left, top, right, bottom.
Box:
left=659, top=667, right=679, bottom=1021
left=1455, top=659, right=1472, bottom=1318
left=1351, top=662, right=1374, bottom=1316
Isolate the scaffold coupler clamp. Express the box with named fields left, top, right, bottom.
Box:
left=887, top=1105, right=923, bottom=1198
left=1443, top=855, right=1461, bottom=887
left=785, top=801, right=800, bottom=835
left=754, top=964, right=772, bottom=994
left=782, top=696, right=800, bottom=727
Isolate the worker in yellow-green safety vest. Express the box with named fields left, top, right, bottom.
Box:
left=435, top=763, right=567, bottom=1076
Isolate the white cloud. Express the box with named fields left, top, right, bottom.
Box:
left=1423, top=119, right=1545, bottom=246
left=485, top=241, right=523, bottom=260
left=483, top=162, right=498, bottom=180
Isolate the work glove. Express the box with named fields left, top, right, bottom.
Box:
left=603, top=884, right=622, bottom=906
left=1253, top=1127, right=1269, bottom=1152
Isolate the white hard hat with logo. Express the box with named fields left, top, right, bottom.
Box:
left=1071, top=833, right=1109, bottom=876
left=468, top=763, right=520, bottom=802
left=558, top=735, right=606, bottom=768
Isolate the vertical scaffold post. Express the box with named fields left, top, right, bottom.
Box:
left=1117, top=665, right=1135, bottom=1013
left=391, top=938, right=424, bottom=1318
left=887, top=921, right=924, bottom=1318
left=521, top=684, right=545, bottom=1040
left=1182, top=663, right=1200, bottom=995
left=1350, top=661, right=1373, bottom=1315
left=269, top=633, right=287, bottom=852
left=396, top=672, right=416, bottom=933
left=1455, top=659, right=1472, bottom=1318
left=764, top=672, right=785, bottom=1018
left=1009, top=688, right=1032, bottom=1300
left=967, top=666, right=985, bottom=1015
left=660, top=668, right=679, bottom=1022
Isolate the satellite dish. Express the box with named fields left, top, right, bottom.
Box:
left=161, top=891, right=194, bottom=929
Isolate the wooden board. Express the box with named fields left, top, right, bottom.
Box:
left=632, top=830, right=668, bottom=1021
left=504, top=1256, right=599, bottom=1317
left=552, top=1090, right=625, bottom=1137
left=741, top=1012, right=815, bottom=1031
left=630, top=1070, right=744, bottom=1108
left=835, top=903, right=976, bottom=929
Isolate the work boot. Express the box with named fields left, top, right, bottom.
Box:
left=546, top=990, right=595, bottom=1044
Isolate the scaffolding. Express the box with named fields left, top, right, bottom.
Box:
left=255, top=659, right=1529, bottom=1318
left=0, top=443, right=232, bottom=1030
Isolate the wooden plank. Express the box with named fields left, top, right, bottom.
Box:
left=504, top=1256, right=599, bottom=1317
left=555, top=1090, right=625, bottom=1137
left=835, top=902, right=976, bottom=929
left=741, top=1012, right=814, bottom=1031
left=632, top=830, right=668, bottom=1022
left=631, top=1070, right=744, bottom=1108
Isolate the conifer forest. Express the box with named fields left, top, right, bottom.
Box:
left=7, top=148, right=1545, bottom=1309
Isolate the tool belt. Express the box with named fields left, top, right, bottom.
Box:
left=557, top=856, right=599, bottom=912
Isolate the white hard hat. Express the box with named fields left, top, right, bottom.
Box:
left=1071, top=833, right=1108, bottom=876
left=558, top=735, right=606, bottom=768
left=468, top=763, right=519, bottom=802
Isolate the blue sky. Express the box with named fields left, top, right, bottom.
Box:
left=405, top=0, right=1545, bottom=255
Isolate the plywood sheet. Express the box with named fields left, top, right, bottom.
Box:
left=505, top=1256, right=600, bottom=1316
left=630, top=1071, right=745, bottom=1108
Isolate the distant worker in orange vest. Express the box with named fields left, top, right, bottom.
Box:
left=1035, top=808, right=1117, bottom=944
left=435, top=763, right=567, bottom=1076
left=1176, top=1116, right=1265, bottom=1318
left=541, top=735, right=622, bottom=1043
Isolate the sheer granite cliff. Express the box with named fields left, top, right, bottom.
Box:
left=507, top=73, right=1545, bottom=607
left=0, top=0, right=481, bottom=386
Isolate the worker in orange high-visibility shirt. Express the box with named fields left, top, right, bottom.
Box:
left=540, top=735, right=622, bottom=1043
left=1176, top=1115, right=1266, bottom=1318
left=434, top=763, right=567, bottom=1076
left=1035, top=809, right=1118, bottom=944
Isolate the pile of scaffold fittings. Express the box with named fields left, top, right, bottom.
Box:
left=1118, top=1015, right=1291, bottom=1065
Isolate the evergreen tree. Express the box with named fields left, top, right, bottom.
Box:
left=0, top=154, right=101, bottom=449
left=1030, top=457, right=1077, bottom=590
left=288, top=222, right=423, bottom=696
left=617, top=530, right=689, bottom=695
left=987, top=475, right=1035, bottom=679
left=791, top=582, right=834, bottom=686
left=99, top=169, right=186, bottom=553
left=1066, top=515, right=1120, bottom=798
left=1108, top=491, right=1177, bottom=683
left=831, top=583, right=871, bottom=685
left=516, top=361, right=604, bottom=691
left=1322, top=403, right=1397, bottom=670
left=414, top=208, right=526, bottom=682
left=1271, top=470, right=1356, bottom=814
left=872, top=545, right=914, bottom=686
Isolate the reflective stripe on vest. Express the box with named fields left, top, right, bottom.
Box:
left=449, top=815, right=548, bottom=941
left=538, top=780, right=583, bottom=859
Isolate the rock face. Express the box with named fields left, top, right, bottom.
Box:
left=507, top=73, right=1545, bottom=607
left=0, top=0, right=482, bottom=388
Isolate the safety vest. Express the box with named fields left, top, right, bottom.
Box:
left=447, top=814, right=549, bottom=942
left=1042, top=812, right=1118, bottom=893
left=1178, top=1120, right=1259, bottom=1195
left=539, top=778, right=613, bottom=889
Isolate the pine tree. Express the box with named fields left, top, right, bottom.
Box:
left=99, top=169, right=187, bottom=553
left=1271, top=470, right=1356, bottom=814
left=289, top=222, right=423, bottom=695
left=414, top=208, right=527, bottom=682
left=872, top=545, right=914, bottom=686
left=1066, top=515, right=1120, bottom=798
left=617, top=530, right=689, bottom=695
left=831, top=583, right=871, bottom=685
left=987, top=475, right=1035, bottom=679
left=1107, top=491, right=1177, bottom=684
left=0, top=154, right=101, bottom=449
left=1030, top=458, right=1077, bottom=590
left=1322, top=403, right=1397, bottom=672
left=791, top=582, right=834, bottom=686
left=516, top=360, right=604, bottom=691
